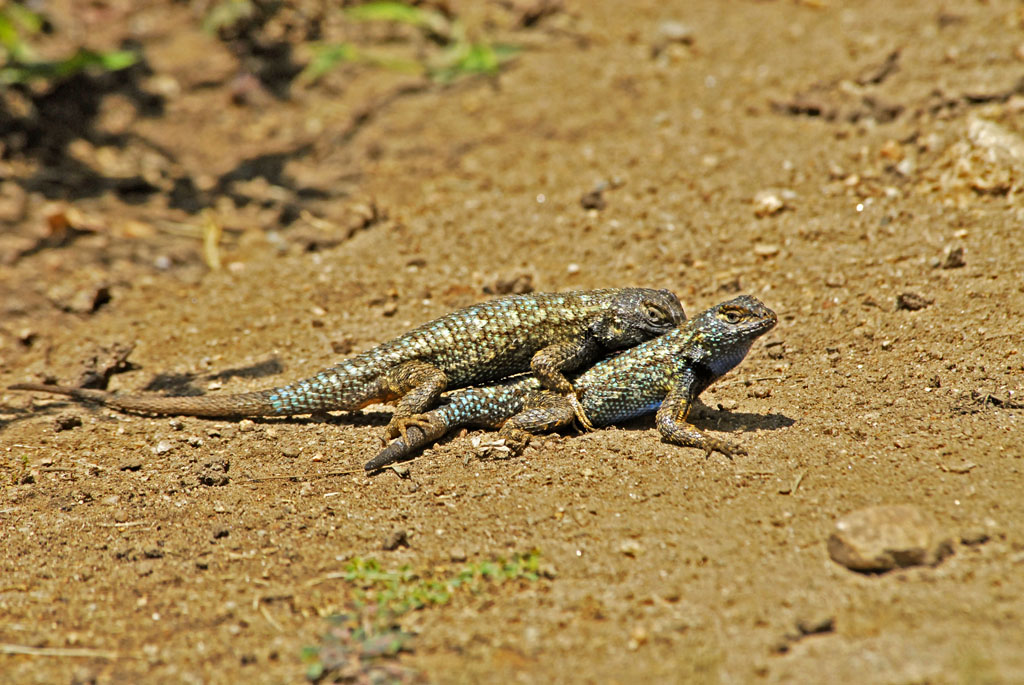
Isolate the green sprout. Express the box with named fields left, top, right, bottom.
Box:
left=0, top=2, right=136, bottom=85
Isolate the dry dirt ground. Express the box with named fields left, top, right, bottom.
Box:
left=2, top=1, right=1024, bottom=683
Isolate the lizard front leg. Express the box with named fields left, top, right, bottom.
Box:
left=382, top=360, right=449, bottom=441
left=530, top=339, right=600, bottom=431
left=656, top=375, right=747, bottom=459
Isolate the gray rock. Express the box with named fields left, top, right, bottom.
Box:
left=828, top=504, right=954, bottom=572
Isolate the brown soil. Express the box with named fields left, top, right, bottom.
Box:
left=2, top=1, right=1024, bottom=683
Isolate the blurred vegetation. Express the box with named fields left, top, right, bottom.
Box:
left=202, top=0, right=520, bottom=88
left=0, top=1, right=136, bottom=86
left=305, top=1, right=519, bottom=84
left=302, top=552, right=544, bottom=682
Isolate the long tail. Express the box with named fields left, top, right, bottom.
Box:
left=10, top=355, right=389, bottom=418
left=9, top=382, right=282, bottom=417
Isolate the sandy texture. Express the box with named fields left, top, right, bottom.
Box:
left=2, top=1, right=1023, bottom=682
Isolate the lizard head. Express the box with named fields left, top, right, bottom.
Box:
left=689, top=295, right=777, bottom=378
left=593, top=288, right=687, bottom=347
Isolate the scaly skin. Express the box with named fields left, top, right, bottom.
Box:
left=10, top=288, right=685, bottom=439
left=366, top=295, right=776, bottom=470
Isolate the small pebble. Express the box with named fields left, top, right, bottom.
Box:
left=765, top=341, right=785, bottom=359
left=198, top=473, right=229, bottom=487
left=939, top=246, right=966, bottom=269
left=54, top=413, right=82, bottom=432
left=281, top=446, right=300, bottom=458
left=382, top=529, right=409, bottom=551
left=655, top=20, right=694, bottom=46
left=879, top=139, right=904, bottom=161
left=753, top=189, right=789, bottom=217
left=896, top=292, right=934, bottom=311
left=153, top=440, right=174, bottom=455
left=828, top=504, right=954, bottom=572
left=627, top=625, right=649, bottom=650
left=580, top=187, right=606, bottom=211
left=449, top=547, right=467, bottom=562
left=330, top=337, right=355, bottom=355
left=238, top=419, right=256, bottom=433
left=796, top=613, right=835, bottom=636
left=619, top=539, right=643, bottom=557
left=484, top=273, right=535, bottom=295
left=960, top=529, right=990, bottom=546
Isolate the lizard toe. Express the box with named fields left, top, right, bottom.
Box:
left=569, top=394, right=595, bottom=432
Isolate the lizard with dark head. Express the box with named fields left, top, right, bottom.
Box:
left=11, top=288, right=685, bottom=439
left=366, top=295, right=776, bottom=470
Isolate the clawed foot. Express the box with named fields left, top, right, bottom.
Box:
left=702, top=438, right=747, bottom=460
left=476, top=427, right=532, bottom=459
left=501, top=428, right=533, bottom=456
left=384, top=414, right=435, bottom=446
left=567, top=393, right=594, bottom=432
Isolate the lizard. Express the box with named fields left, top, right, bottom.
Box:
left=9, top=288, right=686, bottom=439
left=365, top=294, right=776, bottom=471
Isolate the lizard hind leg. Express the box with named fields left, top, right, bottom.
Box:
left=530, top=340, right=598, bottom=432
left=386, top=414, right=440, bottom=449
left=496, top=390, right=576, bottom=454
left=365, top=412, right=450, bottom=471
left=381, top=360, right=449, bottom=440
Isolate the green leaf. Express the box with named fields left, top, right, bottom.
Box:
left=305, top=661, right=324, bottom=681
left=0, top=7, right=38, bottom=61
left=430, top=42, right=518, bottom=83
left=0, top=48, right=137, bottom=85
left=300, top=42, right=361, bottom=83
left=4, top=3, right=43, bottom=35
left=202, top=0, right=255, bottom=34
left=345, top=2, right=446, bottom=32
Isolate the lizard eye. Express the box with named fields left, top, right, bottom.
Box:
left=643, top=303, right=670, bottom=325
left=722, top=310, right=742, bottom=324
